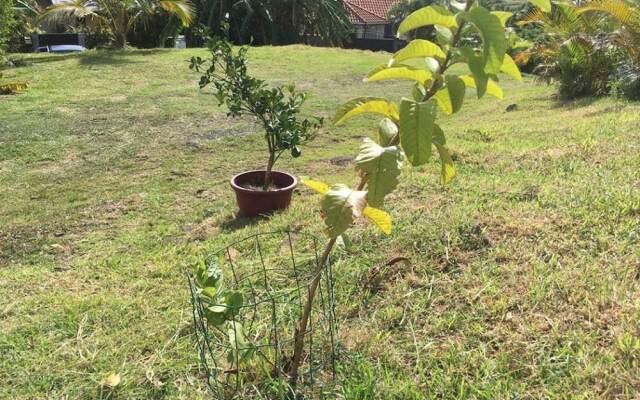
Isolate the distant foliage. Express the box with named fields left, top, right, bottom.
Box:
left=39, top=0, right=195, bottom=49
left=186, top=0, right=352, bottom=46
left=0, top=0, right=16, bottom=62
left=517, top=0, right=640, bottom=100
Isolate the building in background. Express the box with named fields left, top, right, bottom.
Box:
left=344, top=0, right=403, bottom=52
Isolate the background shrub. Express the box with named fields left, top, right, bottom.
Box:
left=0, top=0, right=16, bottom=63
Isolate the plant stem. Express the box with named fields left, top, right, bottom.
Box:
left=287, top=236, right=337, bottom=385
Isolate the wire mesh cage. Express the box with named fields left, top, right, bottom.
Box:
left=188, top=231, right=339, bottom=399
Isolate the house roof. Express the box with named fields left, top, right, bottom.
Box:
left=344, top=0, right=402, bottom=24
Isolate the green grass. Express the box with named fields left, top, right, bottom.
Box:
left=1, top=46, right=639, bottom=399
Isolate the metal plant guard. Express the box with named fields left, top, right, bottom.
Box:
left=188, top=231, right=339, bottom=399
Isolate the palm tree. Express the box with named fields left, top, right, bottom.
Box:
left=516, top=0, right=640, bottom=99
left=40, top=0, right=195, bottom=48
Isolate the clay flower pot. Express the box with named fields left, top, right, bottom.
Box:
left=230, top=170, right=298, bottom=217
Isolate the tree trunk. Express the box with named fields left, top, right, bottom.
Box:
left=263, top=153, right=275, bottom=191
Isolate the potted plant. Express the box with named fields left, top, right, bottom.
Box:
left=190, top=25, right=323, bottom=217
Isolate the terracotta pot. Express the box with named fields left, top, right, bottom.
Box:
left=230, top=170, right=297, bottom=217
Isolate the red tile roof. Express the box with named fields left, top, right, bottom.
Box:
left=345, top=0, right=402, bottom=24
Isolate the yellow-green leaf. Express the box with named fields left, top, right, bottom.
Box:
left=334, top=97, right=399, bottom=126
left=529, top=0, right=551, bottom=12
left=500, top=54, right=522, bottom=81
left=434, top=75, right=466, bottom=115
left=399, top=99, right=437, bottom=166
left=320, top=185, right=367, bottom=238
left=364, top=64, right=433, bottom=86
left=102, top=373, right=121, bottom=389
left=389, top=39, right=446, bottom=66
left=362, top=206, right=392, bottom=235
left=302, top=179, right=330, bottom=195
left=0, top=82, right=28, bottom=95
left=435, top=144, right=456, bottom=184
left=491, top=11, right=513, bottom=26
left=397, top=5, right=457, bottom=37
left=460, top=75, right=504, bottom=99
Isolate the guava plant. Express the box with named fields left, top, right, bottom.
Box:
left=190, top=25, right=323, bottom=190
left=289, top=0, right=550, bottom=386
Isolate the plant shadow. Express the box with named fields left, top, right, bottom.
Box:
left=27, top=48, right=172, bottom=67
left=550, top=96, right=599, bottom=110
left=219, top=213, right=266, bottom=232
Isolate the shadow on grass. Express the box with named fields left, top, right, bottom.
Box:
left=219, top=213, right=265, bottom=232
left=551, top=96, right=599, bottom=110
left=27, top=48, right=173, bottom=67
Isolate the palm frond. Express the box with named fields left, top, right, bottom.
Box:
left=159, top=0, right=195, bottom=25
left=39, top=0, right=99, bottom=24
left=517, top=8, right=547, bottom=26
left=578, top=0, right=639, bottom=27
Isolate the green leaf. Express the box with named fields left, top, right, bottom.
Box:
left=224, top=291, right=244, bottom=318
left=433, top=125, right=456, bottom=184
left=334, top=97, right=400, bottom=126
left=200, top=286, right=218, bottom=302
left=529, top=0, right=551, bottom=12
left=491, top=11, right=513, bottom=26
left=434, top=25, right=453, bottom=45
left=389, top=40, right=446, bottom=66
left=433, top=124, right=447, bottom=146
left=459, top=47, right=489, bottom=98
left=434, top=75, right=466, bottom=115
left=500, top=54, right=522, bottom=81
left=378, top=118, right=398, bottom=146
left=227, top=321, right=253, bottom=364
left=460, top=75, right=504, bottom=99
left=412, top=83, right=427, bottom=102
left=464, top=6, right=507, bottom=75
left=195, top=257, right=223, bottom=289
left=320, top=185, right=367, bottom=238
left=205, top=306, right=227, bottom=326
left=397, top=5, right=458, bottom=37
left=364, top=64, right=433, bottom=86
left=356, top=138, right=402, bottom=207
left=399, top=99, right=437, bottom=166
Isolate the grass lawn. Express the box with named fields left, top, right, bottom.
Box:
left=1, top=46, right=639, bottom=399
